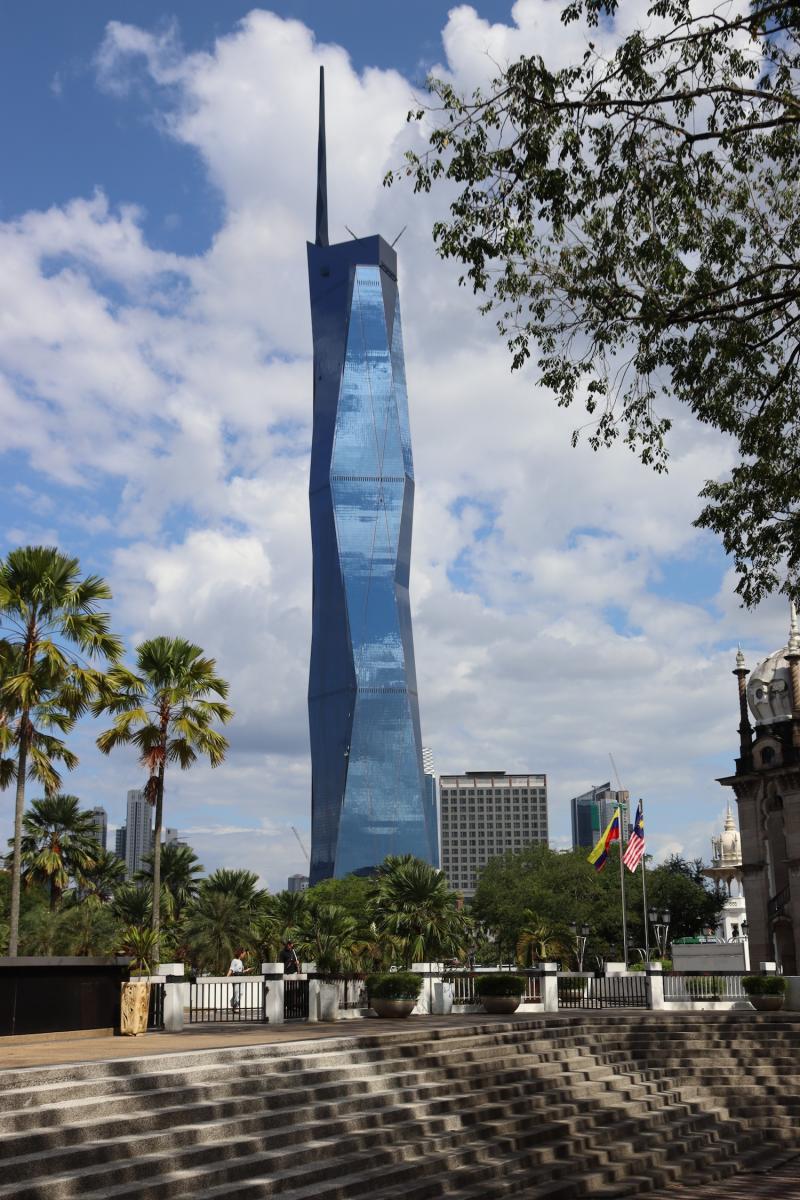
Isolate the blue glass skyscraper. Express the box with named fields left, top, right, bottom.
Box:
left=307, top=68, right=435, bottom=882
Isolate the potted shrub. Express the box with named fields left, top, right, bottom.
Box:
left=742, top=975, right=787, bottom=1011
left=475, top=973, right=525, bottom=1014
left=367, top=971, right=422, bottom=1018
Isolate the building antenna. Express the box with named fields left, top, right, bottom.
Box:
left=291, top=826, right=310, bottom=863
left=344, top=225, right=358, bottom=240
left=391, top=224, right=407, bottom=247
left=315, top=65, right=329, bottom=247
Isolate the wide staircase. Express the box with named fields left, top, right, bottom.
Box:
left=0, top=1012, right=798, bottom=1199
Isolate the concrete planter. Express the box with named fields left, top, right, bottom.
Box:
left=479, top=995, right=522, bottom=1015
left=371, top=998, right=416, bottom=1019
left=749, top=995, right=784, bottom=1012
left=120, top=980, right=151, bottom=1036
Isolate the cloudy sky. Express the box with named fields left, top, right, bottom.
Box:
left=0, top=0, right=788, bottom=892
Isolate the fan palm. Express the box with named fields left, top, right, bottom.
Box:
left=75, top=848, right=127, bottom=905
left=137, top=842, right=204, bottom=923
left=184, top=890, right=253, bottom=975
left=14, top=794, right=100, bottom=910
left=201, top=867, right=261, bottom=910
left=516, top=912, right=565, bottom=966
left=94, top=636, right=232, bottom=950
left=58, top=902, right=117, bottom=956
left=256, top=889, right=308, bottom=961
left=294, top=903, right=359, bottom=975
left=112, top=882, right=152, bottom=928
left=0, top=546, right=122, bottom=954
left=369, top=855, right=473, bottom=967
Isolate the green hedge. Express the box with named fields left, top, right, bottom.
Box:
left=367, top=972, right=423, bottom=1000
left=475, top=973, right=525, bottom=997
left=742, top=975, right=787, bottom=996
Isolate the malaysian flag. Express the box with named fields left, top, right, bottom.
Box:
left=623, top=801, right=645, bottom=872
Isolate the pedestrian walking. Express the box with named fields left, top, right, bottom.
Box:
left=280, top=940, right=300, bottom=974
left=227, top=947, right=250, bottom=1010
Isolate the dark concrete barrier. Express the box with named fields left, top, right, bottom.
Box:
left=0, top=957, right=131, bottom=1036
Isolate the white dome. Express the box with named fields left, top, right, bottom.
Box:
left=747, top=647, right=793, bottom=725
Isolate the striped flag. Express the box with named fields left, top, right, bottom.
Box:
left=623, top=801, right=645, bottom=872
left=587, top=807, right=621, bottom=872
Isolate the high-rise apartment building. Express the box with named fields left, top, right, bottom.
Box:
left=307, top=68, right=434, bottom=881
left=90, top=806, right=107, bottom=851
left=114, top=825, right=127, bottom=862
left=570, top=782, right=630, bottom=850
left=439, top=771, right=548, bottom=896
left=422, top=747, right=440, bottom=868
left=124, top=789, right=153, bottom=879
left=288, top=873, right=310, bottom=893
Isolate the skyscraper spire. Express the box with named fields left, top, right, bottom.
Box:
left=315, top=65, right=329, bottom=247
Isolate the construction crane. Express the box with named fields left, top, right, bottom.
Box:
left=291, top=826, right=310, bottom=863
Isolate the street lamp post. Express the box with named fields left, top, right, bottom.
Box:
left=648, top=908, right=671, bottom=959
left=570, top=922, right=590, bottom=972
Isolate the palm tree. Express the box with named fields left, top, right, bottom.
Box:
left=117, top=925, right=160, bottom=975
left=294, top=903, right=359, bottom=974
left=58, top=902, right=117, bottom=956
left=19, top=906, right=63, bottom=955
left=516, top=912, right=565, bottom=966
left=0, top=546, right=122, bottom=954
left=256, top=889, right=308, bottom=961
left=184, top=890, right=253, bottom=975
left=13, top=794, right=100, bottom=910
left=112, top=883, right=152, bottom=928
left=75, top=848, right=127, bottom=906
left=137, top=842, right=204, bottom=923
left=94, top=636, right=232, bottom=951
left=370, top=855, right=473, bottom=967
left=203, top=867, right=262, bottom=909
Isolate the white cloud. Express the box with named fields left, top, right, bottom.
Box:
left=0, top=4, right=782, bottom=890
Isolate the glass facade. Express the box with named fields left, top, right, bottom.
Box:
left=307, top=233, right=435, bottom=882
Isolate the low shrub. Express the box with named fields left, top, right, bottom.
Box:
left=475, top=973, right=525, bottom=997
left=367, top=972, right=422, bottom=1000
left=629, top=959, right=672, bottom=973
left=742, top=975, right=787, bottom=996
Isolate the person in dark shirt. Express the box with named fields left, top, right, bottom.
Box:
left=280, top=941, right=300, bottom=974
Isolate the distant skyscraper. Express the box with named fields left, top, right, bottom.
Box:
left=124, top=789, right=153, bottom=879
left=422, top=748, right=440, bottom=868
left=307, top=67, right=434, bottom=882
left=114, top=825, right=127, bottom=862
left=164, top=827, right=188, bottom=848
left=439, top=771, right=548, bottom=896
left=570, top=782, right=630, bottom=850
left=90, top=806, right=107, bottom=852
left=288, top=873, right=310, bottom=893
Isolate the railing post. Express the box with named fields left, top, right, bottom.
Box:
left=541, top=962, right=559, bottom=1011
left=262, top=963, right=284, bottom=1024
left=163, top=978, right=183, bottom=1032
left=645, top=963, right=664, bottom=1011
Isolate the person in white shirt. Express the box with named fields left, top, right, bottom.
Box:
left=226, top=948, right=250, bottom=1011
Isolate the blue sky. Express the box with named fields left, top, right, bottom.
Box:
left=0, top=1, right=790, bottom=890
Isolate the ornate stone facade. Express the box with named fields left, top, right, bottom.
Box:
left=719, top=608, right=800, bottom=973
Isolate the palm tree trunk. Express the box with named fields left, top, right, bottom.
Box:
left=8, top=730, right=28, bottom=957
left=150, top=759, right=165, bottom=960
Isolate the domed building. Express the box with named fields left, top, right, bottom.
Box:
left=719, top=605, right=800, bottom=974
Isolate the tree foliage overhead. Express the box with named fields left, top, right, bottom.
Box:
left=393, top=0, right=800, bottom=605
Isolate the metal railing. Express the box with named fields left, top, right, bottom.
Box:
left=442, top=969, right=543, bottom=1005
left=188, top=976, right=266, bottom=1023
left=557, top=972, right=647, bottom=1009
left=284, top=977, right=309, bottom=1021
left=147, top=981, right=165, bottom=1030
left=663, top=971, right=749, bottom=1002
left=322, top=974, right=367, bottom=1010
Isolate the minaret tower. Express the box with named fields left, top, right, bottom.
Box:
left=306, top=68, right=434, bottom=882
left=719, top=603, right=800, bottom=973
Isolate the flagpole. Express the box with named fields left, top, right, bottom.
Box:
left=640, top=797, right=650, bottom=961
left=619, top=810, right=629, bottom=968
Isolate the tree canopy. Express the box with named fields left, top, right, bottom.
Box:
left=472, top=844, right=724, bottom=962
left=392, top=0, right=800, bottom=605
